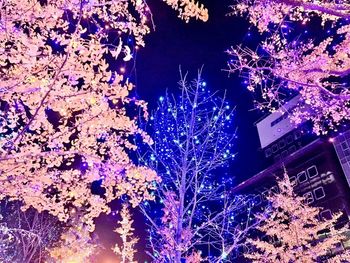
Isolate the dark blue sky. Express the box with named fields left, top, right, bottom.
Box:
left=136, top=0, right=265, bottom=183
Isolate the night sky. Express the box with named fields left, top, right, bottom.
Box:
left=136, top=0, right=265, bottom=184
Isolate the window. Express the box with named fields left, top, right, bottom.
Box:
left=288, top=145, right=297, bottom=154
left=294, top=130, right=301, bottom=140
left=341, top=141, right=348, bottom=151
left=314, top=186, right=325, bottom=200
left=272, top=144, right=279, bottom=153
left=297, top=171, right=308, bottom=184
left=279, top=139, right=286, bottom=149
left=307, top=165, right=318, bottom=178
left=345, top=149, right=350, bottom=157
left=265, top=148, right=272, bottom=158
left=281, top=150, right=288, bottom=158
left=320, top=209, right=332, bottom=220
left=286, top=135, right=293, bottom=144
left=303, top=192, right=314, bottom=204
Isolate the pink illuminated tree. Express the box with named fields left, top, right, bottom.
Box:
left=163, top=0, right=208, bottom=22
left=48, top=222, right=100, bottom=263
left=245, top=171, right=350, bottom=262
left=229, top=0, right=350, bottom=134
left=0, top=0, right=169, bottom=232
left=0, top=0, right=207, bottom=232
left=113, top=204, right=139, bottom=263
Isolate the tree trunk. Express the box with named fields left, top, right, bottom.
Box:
left=174, top=171, right=186, bottom=263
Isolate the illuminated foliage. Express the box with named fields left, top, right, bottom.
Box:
left=245, top=170, right=350, bottom=262
left=48, top=221, right=99, bottom=263
left=0, top=0, right=171, bottom=231
left=229, top=0, right=350, bottom=134
left=113, top=204, right=139, bottom=263
left=163, top=0, right=208, bottom=22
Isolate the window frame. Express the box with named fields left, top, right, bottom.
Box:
left=307, top=165, right=318, bottom=179
left=314, top=186, right=325, bottom=200
left=297, top=171, right=308, bottom=184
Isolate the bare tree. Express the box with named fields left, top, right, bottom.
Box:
left=138, top=69, right=260, bottom=262
left=0, top=201, right=61, bottom=263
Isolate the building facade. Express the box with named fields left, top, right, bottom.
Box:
left=231, top=99, right=350, bottom=261
left=334, top=130, right=350, bottom=189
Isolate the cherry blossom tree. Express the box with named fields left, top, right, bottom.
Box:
left=113, top=204, right=139, bottom=263
left=0, top=0, right=166, bottom=232
left=229, top=0, right=350, bottom=134
left=138, top=69, right=260, bottom=262
left=163, top=0, right=208, bottom=22
left=48, top=221, right=100, bottom=263
left=0, top=0, right=208, bottom=231
left=245, top=170, right=350, bottom=262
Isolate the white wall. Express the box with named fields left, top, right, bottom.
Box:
left=256, top=95, right=302, bottom=149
